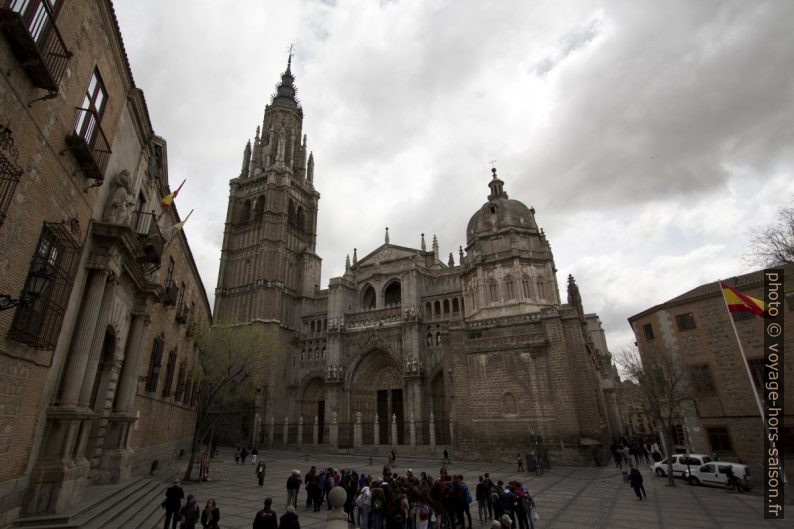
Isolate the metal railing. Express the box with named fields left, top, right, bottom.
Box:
left=0, top=0, right=71, bottom=91
left=66, top=106, right=111, bottom=181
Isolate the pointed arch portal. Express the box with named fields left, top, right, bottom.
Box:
left=350, top=350, right=404, bottom=444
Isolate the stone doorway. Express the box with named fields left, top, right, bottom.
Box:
left=350, top=350, right=403, bottom=445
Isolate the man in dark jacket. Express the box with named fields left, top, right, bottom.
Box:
left=475, top=476, right=489, bottom=524
left=162, top=479, right=184, bottom=529
left=628, top=465, right=646, bottom=500
left=287, top=470, right=302, bottom=509
left=253, top=497, right=279, bottom=529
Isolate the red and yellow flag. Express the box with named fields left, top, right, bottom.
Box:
left=161, top=179, right=186, bottom=210
left=720, top=283, right=767, bottom=318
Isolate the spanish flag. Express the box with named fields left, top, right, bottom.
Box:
left=161, top=179, right=186, bottom=210
left=720, top=283, right=767, bottom=318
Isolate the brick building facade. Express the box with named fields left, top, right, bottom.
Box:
left=628, top=266, right=793, bottom=478
left=0, top=1, right=209, bottom=524
left=213, top=60, right=621, bottom=463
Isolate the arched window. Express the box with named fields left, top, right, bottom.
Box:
left=425, top=301, right=432, bottom=318
left=488, top=279, right=498, bottom=303
left=504, top=275, right=515, bottom=300
left=253, top=196, right=265, bottom=220
left=537, top=279, right=545, bottom=299
left=502, top=391, right=517, bottom=416
left=443, top=299, right=450, bottom=314
left=522, top=275, right=532, bottom=298
left=362, top=285, right=376, bottom=309
left=310, top=321, right=315, bottom=333
left=288, top=200, right=296, bottom=226
left=452, top=298, right=459, bottom=313
left=323, top=319, right=327, bottom=331
left=434, top=300, right=441, bottom=316
left=296, top=206, right=305, bottom=232
left=240, top=199, right=251, bottom=223
left=384, top=280, right=401, bottom=306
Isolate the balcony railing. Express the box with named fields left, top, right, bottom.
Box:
left=0, top=0, right=71, bottom=92
left=65, top=107, right=111, bottom=181
left=0, top=124, right=23, bottom=229
left=130, top=210, right=164, bottom=265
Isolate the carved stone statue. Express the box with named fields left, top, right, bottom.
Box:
left=102, top=170, right=135, bottom=225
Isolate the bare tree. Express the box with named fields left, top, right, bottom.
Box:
left=617, top=346, right=693, bottom=487
left=746, top=201, right=794, bottom=267
left=183, top=321, right=285, bottom=481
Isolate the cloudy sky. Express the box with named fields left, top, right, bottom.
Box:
left=114, top=0, right=794, bottom=351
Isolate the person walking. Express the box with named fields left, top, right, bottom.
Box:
left=256, top=461, right=267, bottom=486
left=200, top=498, right=220, bottom=529
left=179, top=494, right=200, bottom=529
left=241, top=447, right=249, bottom=465
left=161, top=479, right=184, bottom=529
left=305, top=466, right=317, bottom=508
left=287, top=469, right=302, bottom=509
left=627, top=465, right=646, bottom=501
left=442, top=448, right=451, bottom=465
left=280, top=505, right=301, bottom=529
left=252, top=447, right=259, bottom=464
left=253, top=497, right=279, bottom=529
left=516, top=454, right=523, bottom=473
left=475, top=476, right=488, bottom=524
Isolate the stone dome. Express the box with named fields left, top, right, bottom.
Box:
left=466, top=169, right=537, bottom=242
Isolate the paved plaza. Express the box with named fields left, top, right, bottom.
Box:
left=156, top=449, right=785, bottom=529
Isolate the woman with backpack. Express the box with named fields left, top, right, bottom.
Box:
left=179, top=494, right=200, bottom=529
left=371, top=482, right=386, bottom=529
left=356, top=477, right=372, bottom=529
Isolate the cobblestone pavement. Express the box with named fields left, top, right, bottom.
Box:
left=160, top=449, right=785, bottom=529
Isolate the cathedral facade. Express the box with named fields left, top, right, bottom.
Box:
left=214, top=60, right=621, bottom=463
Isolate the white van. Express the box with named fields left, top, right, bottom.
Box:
left=685, top=462, right=751, bottom=491
left=651, top=454, right=712, bottom=478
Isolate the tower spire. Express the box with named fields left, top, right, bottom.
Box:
left=487, top=166, right=508, bottom=200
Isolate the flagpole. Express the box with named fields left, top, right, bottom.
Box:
left=719, top=281, right=766, bottom=422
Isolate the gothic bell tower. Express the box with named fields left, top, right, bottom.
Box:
left=214, top=55, right=321, bottom=327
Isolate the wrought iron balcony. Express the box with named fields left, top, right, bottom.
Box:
left=0, top=0, right=71, bottom=92
left=130, top=210, right=164, bottom=265
left=163, top=282, right=179, bottom=306
left=0, top=124, right=23, bottom=229
left=64, top=107, right=111, bottom=181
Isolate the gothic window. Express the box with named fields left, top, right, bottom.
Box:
left=296, top=206, right=305, bottom=232
left=288, top=200, right=296, bottom=226
left=488, top=279, right=498, bottom=303
left=504, top=275, right=515, bottom=300
left=536, top=279, right=545, bottom=299
left=240, top=199, right=251, bottom=223
left=384, top=280, right=401, bottom=306
left=253, top=196, right=265, bottom=220
left=452, top=298, right=459, bottom=313
left=9, top=222, right=80, bottom=349
left=145, top=337, right=164, bottom=392
left=162, top=350, right=177, bottom=398
left=443, top=299, right=450, bottom=314
left=434, top=300, right=441, bottom=316
left=522, top=275, right=532, bottom=298
left=362, top=285, right=376, bottom=309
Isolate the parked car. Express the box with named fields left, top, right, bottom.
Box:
left=684, top=462, right=752, bottom=491
left=651, top=453, right=712, bottom=478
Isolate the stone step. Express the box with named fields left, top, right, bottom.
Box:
left=79, top=478, right=165, bottom=529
